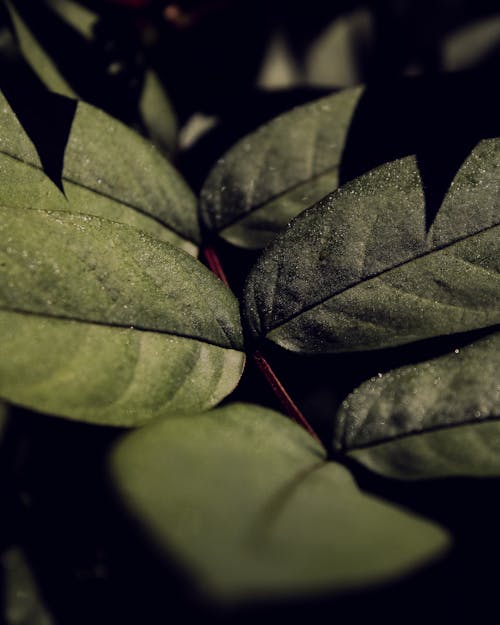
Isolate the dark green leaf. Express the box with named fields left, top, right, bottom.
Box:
left=200, top=87, right=363, bottom=248
left=244, top=141, right=500, bottom=353
left=0, top=89, right=198, bottom=253
left=110, top=403, right=449, bottom=601
left=334, top=330, right=500, bottom=479
left=0, top=206, right=244, bottom=425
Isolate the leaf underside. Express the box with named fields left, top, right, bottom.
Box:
left=244, top=139, right=500, bottom=353
left=0, top=90, right=198, bottom=253
left=200, top=87, right=363, bottom=248
left=110, top=403, right=449, bottom=601
left=334, top=329, right=500, bottom=479
left=0, top=207, right=244, bottom=425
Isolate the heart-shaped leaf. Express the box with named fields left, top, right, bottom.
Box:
left=0, top=206, right=244, bottom=425
left=200, top=87, right=363, bottom=248
left=244, top=140, right=500, bottom=353
left=334, top=329, right=500, bottom=479
left=110, top=403, right=449, bottom=601
left=5, top=0, right=178, bottom=155
left=0, top=89, right=198, bottom=253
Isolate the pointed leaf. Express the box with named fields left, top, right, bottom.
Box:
left=110, top=403, right=449, bottom=601
left=334, top=330, right=500, bottom=479
left=244, top=140, right=500, bottom=353
left=0, top=89, right=198, bottom=253
left=0, top=206, right=244, bottom=425
left=200, top=87, right=363, bottom=248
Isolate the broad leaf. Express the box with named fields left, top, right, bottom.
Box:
left=200, top=87, right=363, bottom=248
left=0, top=89, right=198, bottom=254
left=334, top=329, right=500, bottom=479
left=5, top=0, right=178, bottom=155
left=244, top=140, right=500, bottom=353
left=110, top=403, right=449, bottom=601
left=0, top=206, right=244, bottom=425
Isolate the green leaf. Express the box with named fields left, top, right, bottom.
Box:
left=0, top=206, right=244, bottom=425
left=110, top=403, right=449, bottom=601
left=45, top=0, right=99, bottom=40
left=244, top=140, right=500, bottom=353
left=0, top=89, right=199, bottom=253
left=200, top=87, right=363, bottom=249
left=334, top=330, right=500, bottom=479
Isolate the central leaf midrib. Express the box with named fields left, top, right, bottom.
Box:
left=1, top=306, right=235, bottom=351
left=217, top=163, right=340, bottom=232
left=0, top=148, right=196, bottom=244
left=342, top=411, right=500, bottom=453
left=266, top=221, right=500, bottom=335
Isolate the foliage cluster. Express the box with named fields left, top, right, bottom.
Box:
left=0, top=0, right=499, bottom=622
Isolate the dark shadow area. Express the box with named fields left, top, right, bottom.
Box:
left=8, top=0, right=147, bottom=129
left=0, top=62, right=77, bottom=192
left=339, top=70, right=500, bottom=231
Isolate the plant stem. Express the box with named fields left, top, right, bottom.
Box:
left=252, top=350, right=323, bottom=447
left=202, top=245, right=230, bottom=287
left=202, top=245, right=323, bottom=448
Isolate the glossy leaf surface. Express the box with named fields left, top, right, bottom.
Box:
left=0, top=89, right=198, bottom=253
left=200, top=87, right=363, bottom=248
left=110, top=403, right=449, bottom=601
left=244, top=141, right=500, bottom=353
left=334, top=330, right=500, bottom=479
left=0, top=207, right=244, bottom=425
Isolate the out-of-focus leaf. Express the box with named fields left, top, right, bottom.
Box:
left=244, top=140, right=500, bottom=353
left=0, top=89, right=198, bottom=253
left=110, top=403, right=449, bottom=601
left=334, top=330, right=500, bottom=479
left=0, top=206, right=244, bottom=425
left=200, top=87, right=363, bottom=248
left=138, top=69, right=178, bottom=157
left=2, top=546, right=55, bottom=625
left=5, top=0, right=178, bottom=155
left=5, top=0, right=76, bottom=97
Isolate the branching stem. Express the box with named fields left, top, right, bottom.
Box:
left=202, top=245, right=323, bottom=448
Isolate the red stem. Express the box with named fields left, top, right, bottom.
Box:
left=252, top=350, right=323, bottom=447
left=202, top=245, right=323, bottom=448
left=203, top=245, right=230, bottom=287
